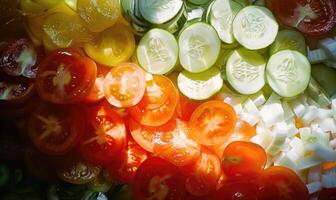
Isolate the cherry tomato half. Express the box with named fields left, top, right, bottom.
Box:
left=103, top=62, right=146, bottom=108
left=208, top=180, right=259, bottom=200
left=80, top=103, right=127, bottom=166
left=189, top=100, right=237, bottom=146
left=28, top=103, right=85, bottom=155
left=133, top=157, right=186, bottom=200
left=36, top=48, right=97, bottom=104
left=268, top=0, right=336, bottom=35
left=222, top=141, right=266, bottom=180
left=318, top=188, right=336, bottom=200
left=0, top=81, right=34, bottom=104
left=257, top=166, right=309, bottom=200
left=176, top=94, right=202, bottom=121
left=84, top=64, right=110, bottom=103
left=128, top=74, right=179, bottom=126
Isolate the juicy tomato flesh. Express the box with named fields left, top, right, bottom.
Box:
left=189, top=100, right=237, bottom=146
left=128, top=75, right=179, bottom=127
left=36, top=48, right=97, bottom=104
left=133, top=157, right=186, bottom=200
left=153, top=119, right=200, bottom=167
left=257, top=166, right=310, bottom=200
left=209, top=181, right=259, bottom=200
left=80, top=103, right=127, bottom=166
left=269, top=0, right=336, bottom=35
left=84, top=64, right=110, bottom=103
left=103, top=62, right=146, bottom=108
left=176, top=94, right=202, bottom=121
left=0, top=81, right=34, bottom=103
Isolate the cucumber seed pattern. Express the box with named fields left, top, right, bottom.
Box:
left=147, top=37, right=169, bottom=62
left=144, top=0, right=175, bottom=10
left=241, top=13, right=265, bottom=39
left=233, top=59, right=260, bottom=82
left=275, top=58, right=298, bottom=84
left=187, top=36, right=207, bottom=60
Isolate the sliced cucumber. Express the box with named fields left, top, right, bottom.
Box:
left=139, top=0, right=183, bottom=24
left=266, top=50, right=311, bottom=98
left=209, top=0, right=243, bottom=44
left=306, top=78, right=331, bottom=107
left=312, top=64, right=336, bottom=97
left=226, top=48, right=266, bottom=95
left=233, top=6, right=278, bottom=50
left=213, top=48, right=234, bottom=80
left=188, top=0, right=212, bottom=5
left=177, top=67, right=223, bottom=100
left=178, top=22, right=221, bottom=73
left=137, top=28, right=178, bottom=74
left=270, top=29, right=307, bottom=55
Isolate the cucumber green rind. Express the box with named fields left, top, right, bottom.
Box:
left=270, top=29, right=307, bottom=56
left=266, top=50, right=311, bottom=98
left=178, top=22, right=221, bottom=73
left=137, top=28, right=178, bottom=74
left=177, top=67, right=223, bottom=100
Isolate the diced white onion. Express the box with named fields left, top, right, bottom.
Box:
left=308, top=48, right=328, bottom=64
left=307, top=181, right=322, bottom=194
left=321, top=168, right=336, bottom=188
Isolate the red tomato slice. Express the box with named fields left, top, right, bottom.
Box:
left=176, top=94, right=202, bottom=121
left=184, top=148, right=222, bottom=197
left=208, top=180, right=259, bottom=200
left=28, top=103, right=85, bottom=155
left=84, top=64, right=110, bottom=103
left=153, top=119, right=200, bottom=167
left=36, top=48, right=97, bottom=104
left=0, top=81, right=34, bottom=104
left=80, top=103, right=127, bottom=166
left=128, top=75, right=179, bottom=126
left=103, top=62, right=146, bottom=108
left=189, top=100, right=237, bottom=146
left=129, top=118, right=176, bottom=153
left=109, top=139, right=148, bottom=183
left=269, top=0, right=336, bottom=35
left=0, top=38, right=38, bottom=78
left=257, top=166, right=310, bottom=200
left=133, top=157, right=186, bottom=200
left=318, top=188, right=336, bottom=200
left=222, top=141, right=266, bottom=180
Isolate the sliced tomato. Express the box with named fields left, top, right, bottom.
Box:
left=80, top=103, right=127, bottom=166
left=128, top=75, right=179, bottom=126
left=268, top=0, right=336, bottom=35
left=0, top=38, right=38, bottom=79
left=109, top=139, right=148, bottom=183
left=222, top=141, right=266, bottom=180
left=133, top=157, right=186, bottom=200
left=257, top=166, right=310, bottom=200
left=36, top=48, right=97, bottom=104
left=84, top=64, right=110, bottom=103
left=103, top=62, right=146, bottom=108
left=0, top=81, right=34, bottom=104
left=318, top=188, right=336, bottom=200
left=153, top=119, right=200, bottom=167
left=28, top=103, right=84, bottom=155
left=129, top=118, right=176, bottom=153
left=189, top=100, right=237, bottom=146
left=184, top=148, right=222, bottom=197
left=208, top=180, right=259, bottom=200
left=176, top=94, right=202, bottom=121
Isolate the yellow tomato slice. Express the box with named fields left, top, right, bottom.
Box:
left=77, top=0, right=120, bottom=32
left=84, top=23, right=135, bottom=66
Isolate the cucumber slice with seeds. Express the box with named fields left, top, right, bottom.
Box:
left=270, top=29, right=307, bottom=55
left=177, top=67, right=223, bottom=100
left=178, top=22, right=221, bottom=73
left=233, top=6, right=278, bottom=50
left=137, top=28, right=178, bottom=74
left=226, top=48, right=266, bottom=94
left=209, top=0, right=243, bottom=44
left=266, top=50, right=311, bottom=98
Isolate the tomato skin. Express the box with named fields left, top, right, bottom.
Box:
left=133, top=157, right=186, bottom=200
left=257, top=166, right=309, bottom=200
left=222, top=141, right=266, bottom=180
left=0, top=38, right=38, bottom=79
left=176, top=94, right=202, bottom=121
left=36, top=48, right=97, bottom=104
left=128, top=75, right=179, bottom=127
left=109, top=139, right=148, bottom=183
left=208, top=180, right=259, bottom=200
left=318, top=188, right=336, bottom=200
left=269, top=0, right=336, bottom=35
left=80, top=103, right=127, bottom=166
left=28, top=103, right=85, bottom=155
left=189, top=100, right=237, bottom=146
left=184, top=148, right=222, bottom=197
left=84, top=64, right=110, bottom=103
